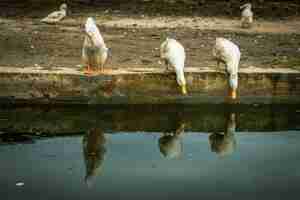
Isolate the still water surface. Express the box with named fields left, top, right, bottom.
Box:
left=0, top=105, right=300, bottom=200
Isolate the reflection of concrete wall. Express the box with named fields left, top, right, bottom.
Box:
left=0, top=105, right=298, bottom=134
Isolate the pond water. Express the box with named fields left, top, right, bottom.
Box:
left=0, top=104, right=300, bottom=200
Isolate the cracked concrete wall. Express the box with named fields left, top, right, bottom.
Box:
left=0, top=68, right=299, bottom=105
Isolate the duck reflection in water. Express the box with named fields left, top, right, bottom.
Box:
left=82, top=128, right=106, bottom=186
left=158, top=122, right=186, bottom=159
left=209, top=112, right=237, bottom=157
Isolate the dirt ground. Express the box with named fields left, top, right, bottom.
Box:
left=1, top=1, right=300, bottom=71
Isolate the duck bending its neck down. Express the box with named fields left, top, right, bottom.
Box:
left=213, top=37, right=241, bottom=100
left=160, top=37, right=187, bottom=95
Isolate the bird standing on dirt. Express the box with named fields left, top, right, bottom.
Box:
left=82, top=17, right=110, bottom=75
left=212, top=37, right=240, bottom=100
left=41, top=3, right=68, bottom=24
left=240, top=3, right=253, bottom=28
left=160, top=37, right=187, bottom=95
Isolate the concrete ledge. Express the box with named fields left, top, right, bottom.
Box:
left=0, top=105, right=299, bottom=134
left=0, top=66, right=299, bottom=105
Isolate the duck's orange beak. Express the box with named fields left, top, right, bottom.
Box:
left=228, top=88, right=237, bottom=99
left=180, top=85, right=187, bottom=95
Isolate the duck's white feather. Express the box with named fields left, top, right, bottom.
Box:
left=160, top=38, right=186, bottom=87
left=241, top=3, right=253, bottom=27
left=82, top=17, right=108, bottom=70
left=41, top=3, right=67, bottom=23
left=85, top=17, right=106, bottom=47
left=213, top=37, right=240, bottom=90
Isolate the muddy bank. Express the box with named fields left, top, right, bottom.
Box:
left=1, top=1, right=300, bottom=71
left=0, top=1, right=300, bottom=106
left=2, top=0, right=300, bottom=19
left=1, top=21, right=300, bottom=72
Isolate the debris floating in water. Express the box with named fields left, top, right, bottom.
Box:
left=16, top=182, right=24, bottom=187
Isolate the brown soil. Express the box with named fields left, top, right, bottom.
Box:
left=1, top=1, right=300, bottom=71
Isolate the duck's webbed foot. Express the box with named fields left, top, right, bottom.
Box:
left=225, top=94, right=239, bottom=104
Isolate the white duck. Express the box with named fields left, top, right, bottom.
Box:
left=160, top=37, right=187, bottom=95
left=240, top=3, right=253, bottom=28
left=212, top=37, right=240, bottom=99
left=82, top=17, right=109, bottom=74
left=41, top=3, right=67, bottom=24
